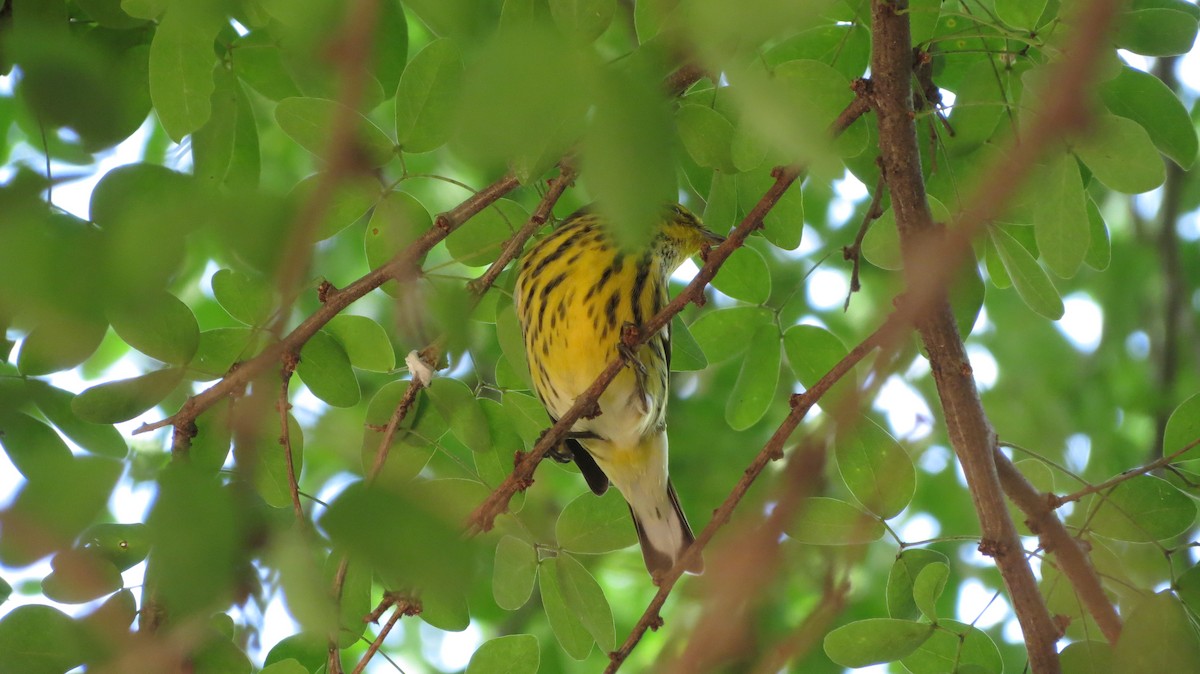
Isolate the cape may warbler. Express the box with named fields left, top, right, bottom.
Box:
left=514, top=204, right=724, bottom=577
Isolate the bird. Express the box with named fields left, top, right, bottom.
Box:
left=513, top=203, right=724, bottom=578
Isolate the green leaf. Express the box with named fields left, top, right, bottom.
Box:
left=394, top=38, right=464, bottom=154
left=786, top=497, right=884, bottom=545
left=1061, top=640, right=1113, bottom=674
left=325, top=315, right=396, bottom=372
left=1163, top=393, right=1200, bottom=459
left=80, top=522, right=150, bottom=572
left=1083, top=198, right=1111, bottom=271
left=16, top=314, right=107, bottom=376
left=836, top=417, right=916, bottom=519
left=108, top=291, right=200, bottom=365
left=290, top=173, right=382, bottom=241
left=901, top=620, right=1002, bottom=674
left=711, top=245, right=771, bottom=304
left=761, top=177, right=804, bottom=250
left=690, top=305, right=773, bottom=363
left=1176, top=563, right=1200, bottom=616
left=1115, top=9, right=1199, bottom=56
left=276, top=97, right=394, bottom=167
left=493, top=536, right=538, bottom=610
left=230, top=32, right=302, bottom=101
left=1030, top=154, right=1090, bottom=278
left=427, top=378, right=492, bottom=453
left=0, top=605, right=85, bottom=674
left=549, top=0, right=616, bottom=41
left=912, top=562, right=949, bottom=622
left=1113, top=592, right=1200, bottom=672
left=502, top=391, right=550, bottom=448
left=190, top=328, right=260, bottom=379
left=264, top=634, right=326, bottom=672
left=27, top=383, right=124, bottom=459
left=446, top=198, right=529, bottom=268
left=584, top=66, right=676, bottom=250
left=365, top=191, right=433, bottom=295
left=945, top=60, right=1007, bottom=155
left=773, top=59, right=868, bottom=161
left=725, top=323, right=780, bottom=430
left=43, top=548, right=124, bottom=604
left=121, top=0, right=167, bottom=20
left=782, top=324, right=850, bottom=390
left=556, top=489, right=637, bottom=553
left=0, top=412, right=72, bottom=482
left=823, top=618, right=934, bottom=667
left=0, top=455, right=122, bottom=567
left=146, top=463, right=239, bottom=620
left=995, top=0, right=1048, bottom=30
left=887, top=549, right=950, bottom=620
left=260, top=659, right=310, bottom=674
left=862, top=195, right=952, bottom=271
left=496, top=308, right=535, bottom=390
left=1090, top=475, right=1196, bottom=542
left=296, top=330, right=359, bottom=408
left=71, top=368, right=184, bottom=423
left=211, top=268, right=275, bottom=326
left=676, top=104, right=737, bottom=173
left=989, top=225, right=1064, bottom=319
left=539, top=558, right=593, bottom=659
left=669, top=316, right=708, bottom=372
left=1074, top=114, right=1166, bottom=194
left=149, top=5, right=220, bottom=141
left=555, top=553, right=615, bottom=652
left=1101, top=66, right=1198, bottom=168
left=467, top=634, right=540, bottom=674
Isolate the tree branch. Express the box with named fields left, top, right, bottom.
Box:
left=279, top=355, right=304, bottom=523
left=133, top=174, right=521, bottom=443
left=871, top=1, right=1050, bottom=670
left=605, top=315, right=898, bottom=673
left=993, top=451, right=1122, bottom=644
left=468, top=89, right=874, bottom=534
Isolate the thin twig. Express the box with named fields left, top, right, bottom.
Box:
left=605, top=315, right=898, bottom=673
left=350, top=596, right=421, bottom=674
left=1053, top=435, right=1200, bottom=508
left=468, top=162, right=578, bottom=297
left=279, top=354, right=304, bottom=523
left=843, top=172, right=887, bottom=311
left=750, top=575, right=852, bottom=674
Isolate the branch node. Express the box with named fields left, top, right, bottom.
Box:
left=317, top=280, right=337, bottom=304
left=977, top=537, right=1007, bottom=558
left=434, top=214, right=452, bottom=232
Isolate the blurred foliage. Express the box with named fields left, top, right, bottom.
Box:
left=0, top=0, right=1199, bottom=672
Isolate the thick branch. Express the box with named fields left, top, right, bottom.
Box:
left=993, top=452, right=1122, bottom=644
left=870, top=0, right=1060, bottom=670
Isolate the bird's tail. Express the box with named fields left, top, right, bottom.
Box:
left=629, top=479, right=703, bottom=578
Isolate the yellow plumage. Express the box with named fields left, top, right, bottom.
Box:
left=514, top=204, right=723, bottom=577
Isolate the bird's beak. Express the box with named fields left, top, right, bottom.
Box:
left=702, top=229, right=726, bottom=247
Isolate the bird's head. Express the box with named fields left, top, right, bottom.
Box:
left=652, top=203, right=725, bottom=271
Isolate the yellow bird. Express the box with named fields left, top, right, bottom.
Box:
left=514, top=204, right=723, bottom=578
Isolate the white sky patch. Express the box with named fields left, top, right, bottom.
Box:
left=421, top=620, right=484, bottom=671
left=833, top=171, right=869, bottom=202
left=1055, top=293, right=1103, bottom=354
left=1180, top=212, right=1200, bottom=241
left=1066, top=433, right=1092, bottom=473
left=672, top=257, right=701, bottom=284
left=1125, top=330, right=1151, bottom=359
left=964, top=345, right=998, bottom=392
left=898, top=512, right=941, bottom=543
left=874, top=375, right=933, bottom=440
left=807, top=268, right=849, bottom=311
left=918, top=445, right=951, bottom=474
left=1179, top=46, right=1200, bottom=91
left=957, top=578, right=1011, bottom=629
left=1119, top=49, right=1154, bottom=72
left=47, top=120, right=153, bottom=219
left=256, top=591, right=301, bottom=665
left=972, top=305, right=992, bottom=336
left=940, top=88, right=957, bottom=108
left=958, top=543, right=992, bottom=568
left=797, top=227, right=823, bottom=257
